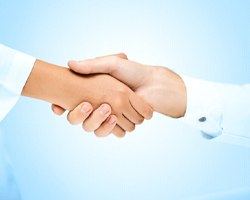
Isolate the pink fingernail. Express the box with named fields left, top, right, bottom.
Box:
left=100, top=105, right=110, bottom=116
left=81, top=104, right=91, bottom=113
left=108, top=116, right=116, bottom=125
left=69, top=60, right=79, bottom=66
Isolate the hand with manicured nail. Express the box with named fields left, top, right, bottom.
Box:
left=52, top=103, right=119, bottom=137
left=68, top=54, right=186, bottom=118
left=50, top=72, right=152, bottom=137
left=22, top=57, right=152, bottom=138
left=51, top=54, right=149, bottom=137
left=52, top=53, right=187, bottom=138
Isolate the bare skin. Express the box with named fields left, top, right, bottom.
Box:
left=52, top=53, right=187, bottom=137
left=22, top=59, right=153, bottom=136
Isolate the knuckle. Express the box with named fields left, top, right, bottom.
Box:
left=135, top=117, right=144, bottom=125
left=82, top=123, right=93, bottom=132
left=94, top=130, right=110, bottom=137
left=147, top=109, right=154, bottom=119
left=95, top=127, right=107, bottom=136
left=110, top=56, right=120, bottom=68
left=118, top=85, right=128, bottom=94
left=94, top=132, right=104, bottom=137
left=113, top=97, right=125, bottom=109
left=127, top=124, right=135, bottom=132
left=143, top=107, right=153, bottom=119
left=67, top=113, right=76, bottom=125
left=115, top=132, right=126, bottom=138
left=112, top=128, right=125, bottom=138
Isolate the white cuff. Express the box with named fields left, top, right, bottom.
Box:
left=180, top=75, right=223, bottom=138
left=180, top=75, right=250, bottom=148
left=0, top=44, right=36, bottom=121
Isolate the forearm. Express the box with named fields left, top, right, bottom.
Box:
left=21, top=59, right=88, bottom=110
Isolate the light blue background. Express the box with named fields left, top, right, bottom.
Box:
left=0, top=0, right=250, bottom=199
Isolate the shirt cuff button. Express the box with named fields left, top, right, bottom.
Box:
left=199, top=116, right=207, bottom=122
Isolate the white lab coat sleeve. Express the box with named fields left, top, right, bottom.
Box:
left=180, top=76, right=250, bottom=148
left=0, top=44, right=36, bottom=122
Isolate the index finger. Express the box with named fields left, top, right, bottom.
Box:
left=129, top=92, right=153, bottom=120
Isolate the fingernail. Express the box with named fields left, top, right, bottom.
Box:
left=69, top=60, right=79, bottom=66
left=81, top=104, right=91, bottom=113
left=100, top=105, right=110, bottom=116
left=108, top=116, right=116, bottom=125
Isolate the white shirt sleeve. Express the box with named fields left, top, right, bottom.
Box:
left=181, top=76, right=250, bottom=148
left=0, top=44, right=36, bottom=122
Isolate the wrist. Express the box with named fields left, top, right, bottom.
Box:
left=151, top=66, right=187, bottom=118
left=171, top=72, right=187, bottom=118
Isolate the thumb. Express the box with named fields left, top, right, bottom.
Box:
left=96, top=53, right=128, bottom=60
left=68, top=53, right=127, bottom=75
left=68, top=55, right=147, bottom=90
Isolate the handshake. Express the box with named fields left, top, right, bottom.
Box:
left=22, top=53, right=187, bottom=137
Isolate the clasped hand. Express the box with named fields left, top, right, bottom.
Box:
left=52, top=53, right=187, bottom=137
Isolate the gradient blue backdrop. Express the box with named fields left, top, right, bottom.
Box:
left=0, top=0, right=249, bottom=199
